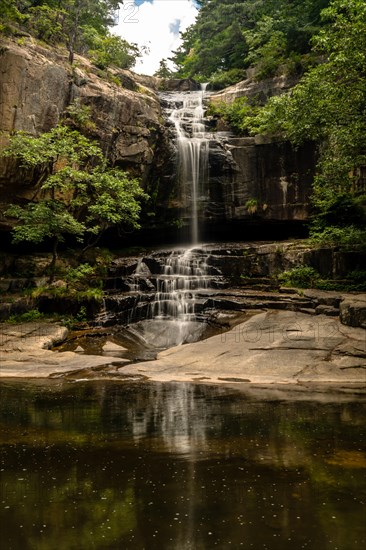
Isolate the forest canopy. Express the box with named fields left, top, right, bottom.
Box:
left=171, top=0, right=331, bottom=84
left=0, top=0, right=140, bottom=67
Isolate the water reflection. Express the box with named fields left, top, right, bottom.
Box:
left=0, top=381, right=365, bottom=549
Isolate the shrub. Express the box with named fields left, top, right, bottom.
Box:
left=6, top=309, right=45, bottom=324
left=278, top=266, right=320, bottom=288
left=310, top=226, right=366, bottom=249
left=208, top=69, right=245, bottom=90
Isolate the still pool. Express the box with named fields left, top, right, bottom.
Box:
left=0, top=381, right=365, bottom=549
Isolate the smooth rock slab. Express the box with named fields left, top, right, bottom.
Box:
left=1, top=313, right=365, bottom=385
left=0, top=322, right=128, bottom=378
left=120, top=311, right=366, bottom=385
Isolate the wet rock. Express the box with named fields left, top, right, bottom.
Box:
left=340, top=297, right=366, bottom=328
left=315, top=305, right=339, bottom=317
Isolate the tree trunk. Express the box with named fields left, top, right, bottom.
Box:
left=48, top=237, right=59, bottom=283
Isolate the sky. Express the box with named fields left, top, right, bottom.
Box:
left=114, top=0, right=199, bottom=75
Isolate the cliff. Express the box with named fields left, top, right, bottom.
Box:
left=0, top=39, right=316, bottom=241
left=0, top=38, right=165, bottom=230
left=209, top=70, right=299, bottom=105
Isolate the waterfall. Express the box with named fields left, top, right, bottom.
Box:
left=148, top=247, right=212, bottom=346
left=169, top=83, right=209, bottom=244
left=146, top=85, right=213, bottom=345
left=123, top=85, right=220, bottom=349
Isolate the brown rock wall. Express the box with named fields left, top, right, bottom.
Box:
left=0, top=39, right=165, bottom=213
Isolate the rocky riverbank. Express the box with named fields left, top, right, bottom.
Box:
left=1, top=308, right=365, bottom=389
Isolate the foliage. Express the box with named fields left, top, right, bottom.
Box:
left=310, top=226, right=366, bottom=249
left=87, top=32, right=140, bottom=70
left=243, top=16, right=287, bottom=79
left=208, top=97, right=259, bottom=135
left=6, top=200, right=86, bottom=246
left=64, top=100, right=96, bottom=131
left=279, top=264, right=366, bottom=291
left=154, top=59, right=175, bottom=79
left=65, top=263, right=98, bottom=290
left=212, top=0, right=366, bottom=246
left=3, top=122, right=148, bottom=275
left=171, top=0, right=330, bottom=80
left=32, top=284, right=103, bottom=302
left=0, top=1, right=140, bottom=69
left=278, top=266, right=320, bottom=288
left=245, top=198, right=258, bottom=215
left=26, top=4, right=66, bottom=44
left=0, top=0, right=24, bottom=32
left=6, top=309, right=45, bottom=324
left=208, top=69, right=245, bottom=91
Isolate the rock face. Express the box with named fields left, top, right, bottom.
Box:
left=204, top=69, right=316, bottom=229
left=205, top=135, right=315, bottom=228
left=0, top=39, right=165, bottom=222
left=198, top=71, right=315, bottom=233
left=340, top=298, right=366, bottom=329
left=156, top=89, right=315, bottom=239
left=0, top=40, right=316, bottom=237
left=209, top=71, right=299, bottom=105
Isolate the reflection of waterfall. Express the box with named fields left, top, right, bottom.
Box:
left=169, top=84, right=209, bottom=244
left=129, top=384, right=209, bottom=455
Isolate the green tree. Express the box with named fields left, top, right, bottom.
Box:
left=88, top=32, right=140, bottom=70
left=243, top=0, right=366, bottom=239
left=1, top=1, right=140, bottom=69
left=0, top=0, right=23, bottom=31
left=171, top=0, right=330, bottom=81
left=154, top=59, right=175, bottom=79
left=3, top=124, right=147, bottom=278
left=26, top=4, right=66, bottom=44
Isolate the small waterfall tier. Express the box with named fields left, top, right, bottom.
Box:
left=151, top=248, right=212, bottom=319
left=100, top=247, right=227, bottom=349
left=130, top=248, right=223, bottom=348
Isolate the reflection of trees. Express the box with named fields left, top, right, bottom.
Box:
left=0, top=382, right=365, bottom=548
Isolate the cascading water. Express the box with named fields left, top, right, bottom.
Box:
left=141, top=85, right=213, bottom=346
left=169, top=83, right=209, bottom=244
left=124, top=85, right=222, bottom=349
left=110, top=85, right=220, bottom=348
left=146, top=247, right=214, bottom=346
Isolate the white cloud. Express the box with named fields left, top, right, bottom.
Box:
left=114, top=0, right=198, bottom=75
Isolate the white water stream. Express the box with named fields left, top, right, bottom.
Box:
left=169, top=83, right=209, bottom=244
left=131, top=85, right=217, bottom=347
